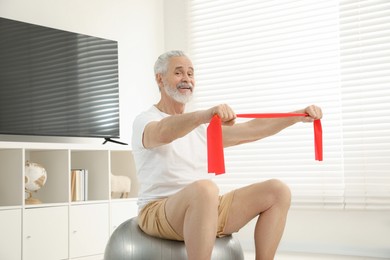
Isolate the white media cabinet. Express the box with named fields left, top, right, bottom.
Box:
left=0, top=141, right=139, bottom=260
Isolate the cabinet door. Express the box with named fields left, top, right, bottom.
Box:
left=70, top=203, right=109, bottom=258
left=23, top=206, right=68, bottom=260
left=110, top=199, right=138, bottom=233
left=0, top=209, right=22, bottom=260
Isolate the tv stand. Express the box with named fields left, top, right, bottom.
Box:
left=103, top=138, right=128, bottom=145
left=0, top=141, right=138, bottom=260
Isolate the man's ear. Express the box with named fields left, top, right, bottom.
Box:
left=155, top=73, right=163, bottom=90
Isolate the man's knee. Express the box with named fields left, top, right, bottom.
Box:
left=264, top=179, right=291, bottom=207
left=190, top=179, right=219, bottom=202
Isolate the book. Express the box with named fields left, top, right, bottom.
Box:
left=71, top=169, right=88, bottom=201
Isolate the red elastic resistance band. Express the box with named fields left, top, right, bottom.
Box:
left=207, top=113, right=323, bottom=175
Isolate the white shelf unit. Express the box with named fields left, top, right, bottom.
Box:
left=0, top=142, right=139, bottom=260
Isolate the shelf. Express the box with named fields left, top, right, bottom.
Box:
left=0, top=205, right=22, bottom=211
left=24, top=202, right=69, bottom=209
left=0, top=141, right=138, bottom=260
left=0, top=149, right=23, bottom=207
left=25, top=149, right=69, bottom=205
left=110, top=150, right=138, bottom=198
left=0, top=142, right=138, bottom=206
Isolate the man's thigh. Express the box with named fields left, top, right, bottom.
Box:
left=138, top=198, right=183, bottom=240
left=164, top=181, right=208, bottom=237
left=164, top=180, right=236, bottom=238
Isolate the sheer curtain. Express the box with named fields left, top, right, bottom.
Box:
left=187, top=0, right=390, bottom=209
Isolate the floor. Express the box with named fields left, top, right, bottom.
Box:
left=244, top=252, right=386, bottom=260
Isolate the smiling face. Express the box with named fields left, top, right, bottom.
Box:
left=158, top=56, right=195, bottom=104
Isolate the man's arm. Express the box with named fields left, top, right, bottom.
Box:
left=142, top=104, right=236, bottom=149
left=222, top=105, right=322, bottom=148
left=143, top=111, right=205, bottom=148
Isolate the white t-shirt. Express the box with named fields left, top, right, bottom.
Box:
left=132, top=106, right=210, bottom=209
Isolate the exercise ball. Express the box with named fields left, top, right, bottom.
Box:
left=104, top=217, right=244, bottom=260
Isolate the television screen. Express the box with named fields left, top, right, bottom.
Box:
left=0, top=17, right=120, bottom=139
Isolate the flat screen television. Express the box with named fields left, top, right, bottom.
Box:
left=0, top=17, right=120, bottom=142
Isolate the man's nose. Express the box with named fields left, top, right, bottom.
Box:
left=182, top=73, right=190, bottom=82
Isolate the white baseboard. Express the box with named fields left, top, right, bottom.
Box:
left=244, top=251, right=386, bottom=260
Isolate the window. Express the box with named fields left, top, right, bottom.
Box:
left=188, top=0, right=390, bottom=209
left=340, top=0, right=390, bottom=209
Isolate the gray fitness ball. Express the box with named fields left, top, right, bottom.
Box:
left=104, top=217, right=244, bottom=260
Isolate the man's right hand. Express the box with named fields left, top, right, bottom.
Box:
left=206, top=104, right=236, bottom=126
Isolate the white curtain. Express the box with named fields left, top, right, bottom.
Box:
left=187, top=0, right=390, bottom=209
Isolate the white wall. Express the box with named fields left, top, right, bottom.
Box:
left=0, top=0, right=164, bottom=145
left=163, top=0, right=189, bottom=52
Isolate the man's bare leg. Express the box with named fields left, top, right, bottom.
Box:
left=165, top=179, right=219, bottom=260
left=223, top=179, right=291, bottom=260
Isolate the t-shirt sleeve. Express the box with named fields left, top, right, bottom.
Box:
left=131, top=109, right=160, bottom=151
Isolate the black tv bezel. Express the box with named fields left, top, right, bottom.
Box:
left=0, top=17, right=121, bottom=141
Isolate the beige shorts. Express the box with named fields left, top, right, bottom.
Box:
left=138, top=190, right=235, bottom=241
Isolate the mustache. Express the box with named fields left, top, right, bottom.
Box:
left=177, top=82, right=193, bottom=90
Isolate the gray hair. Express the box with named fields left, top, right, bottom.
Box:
left=154, top=50, right=188, bottom=76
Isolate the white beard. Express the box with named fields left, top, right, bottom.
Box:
left=162, top=81, right=193, bottom=104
